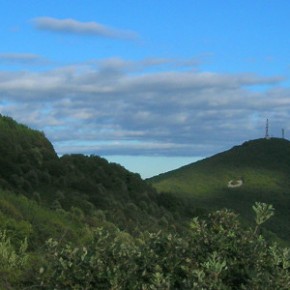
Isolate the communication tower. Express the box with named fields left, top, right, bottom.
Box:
left=265, top=119, right=270, bottom=139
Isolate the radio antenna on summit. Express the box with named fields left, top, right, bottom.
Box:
left=265, top=119, right=270, bottom=139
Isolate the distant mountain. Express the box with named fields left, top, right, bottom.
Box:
left=149, top=138, right=290, bottom=240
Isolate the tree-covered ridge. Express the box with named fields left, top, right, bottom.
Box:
left=0, top=114, right=57, bottom=192
left=0, top=115, right=184, bottom=235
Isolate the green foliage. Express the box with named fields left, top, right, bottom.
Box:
left=0, top=230, right=29, bottom=288
left=0, top=115, right=171, bottom=235
left=0, top=190, right=89, bottom=251
left=28, top=205, right=290, bottom=290
left=252, top=202, right=275, bottom=225
left=0, top=114, right=58, bottom=194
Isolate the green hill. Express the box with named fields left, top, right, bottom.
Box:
left=0, top=115, right=181, bottom=248
left=149, top=138, right=290, bottom=240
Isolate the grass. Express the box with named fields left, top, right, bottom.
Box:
left=149, top=138, right=290, bottom=240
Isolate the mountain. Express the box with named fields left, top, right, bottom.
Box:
left=149, top=138, right=290, bottom=240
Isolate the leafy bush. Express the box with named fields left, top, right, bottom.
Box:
left=33, top=203, right=290, bottom=289
left=0, top=231, right=29, bottom=289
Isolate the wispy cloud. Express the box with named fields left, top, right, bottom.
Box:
left=0, top=53, right=48, bottom=65
left=0, top=58, right=287, bottom=157
left=32, top=17, right=139, bottom=41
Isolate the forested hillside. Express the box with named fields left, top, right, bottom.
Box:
left=0, top=115, right=289, bottom=289
left=149, top=138, right=290, bottom=240
left=0, top=115, right=187, bottom=241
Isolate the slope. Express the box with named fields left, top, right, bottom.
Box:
left=0, top=114, right=182, bottom=245
left=149, top=138, right=290, bottom=239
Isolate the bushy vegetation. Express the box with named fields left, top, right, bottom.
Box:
left=1, top=202, right=290, bottom=289
left=0, top=115, right=289, bottom=288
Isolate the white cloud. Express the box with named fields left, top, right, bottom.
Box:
left=0, top=58, right=288, bottom=157
left=32, top=17, right=139, bottom=41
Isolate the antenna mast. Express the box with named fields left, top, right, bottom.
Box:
left=265, top=119, right=270, bottom=139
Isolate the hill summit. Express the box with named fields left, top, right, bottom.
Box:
left=149, top=138, right=290, bottom=239
left=0, top=115, right=170, bottom=234
left=0, top=115, right=58, bottom=191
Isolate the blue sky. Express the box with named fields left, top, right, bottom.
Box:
left=1, top=0, right=290, bottom=178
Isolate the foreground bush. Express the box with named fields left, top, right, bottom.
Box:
left=0, top=231, right=29, bottom=289
left=31, top=203, right=290, bottom=289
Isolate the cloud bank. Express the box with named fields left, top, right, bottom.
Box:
left=32, top=17, right=138, bottom=40
left=0, top=57, right=288, bottom=157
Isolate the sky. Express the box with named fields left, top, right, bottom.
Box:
left=1, top=0, right=290, bottom=178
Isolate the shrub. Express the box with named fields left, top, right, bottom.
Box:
left=0, top=231, right=29, bottom=289
left=34, top=204, right=290, bottom=289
